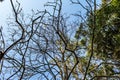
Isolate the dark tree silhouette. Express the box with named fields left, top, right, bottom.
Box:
left=0, top=0, right=4, bottom=2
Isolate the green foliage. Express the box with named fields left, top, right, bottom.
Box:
left=72, top=0, right=120, bottom=78
left=75, top=23, right=87, bottom=39
left=88, top=0, right=120, bottom=60
left=74, top=0, right=120, bottom=79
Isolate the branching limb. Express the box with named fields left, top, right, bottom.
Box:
left=0, top=0, right=25, bottom=61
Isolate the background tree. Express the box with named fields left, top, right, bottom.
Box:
left=72, top=0, right=120, bottom=79
left=85, top=0, right=120, bottom=79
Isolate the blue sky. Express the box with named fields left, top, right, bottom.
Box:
left=0, top=0, right=84, bottom=35
left=0, top=0, right=102, bottom=27
left=0, top=0, right=48, bottom=26
left=0, top=0, right=59, bottom=30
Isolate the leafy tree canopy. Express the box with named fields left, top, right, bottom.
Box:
left=87, top=0, right=120, bottom=60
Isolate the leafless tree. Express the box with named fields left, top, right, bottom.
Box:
left=0, top=0, right=119, bottom=80
left=0, top=0, right=82, bottom=79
